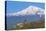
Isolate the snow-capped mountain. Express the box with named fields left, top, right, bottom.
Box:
left=7, top=6, right=44, bottom=17
left=7, top=6, right=45, bottom=29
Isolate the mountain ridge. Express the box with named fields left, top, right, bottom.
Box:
left=7, top=6, right=44, bottom=16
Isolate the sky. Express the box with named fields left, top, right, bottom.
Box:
left=6, top=1, right=45, bottom=14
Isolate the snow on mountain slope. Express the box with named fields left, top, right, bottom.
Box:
left=7, top=6, right=44, bottom=16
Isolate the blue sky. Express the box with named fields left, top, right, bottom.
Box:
left=6, top=1, right=45, bottom=14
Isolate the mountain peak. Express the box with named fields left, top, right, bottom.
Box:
left=7, top=6, right=44, bottom=16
